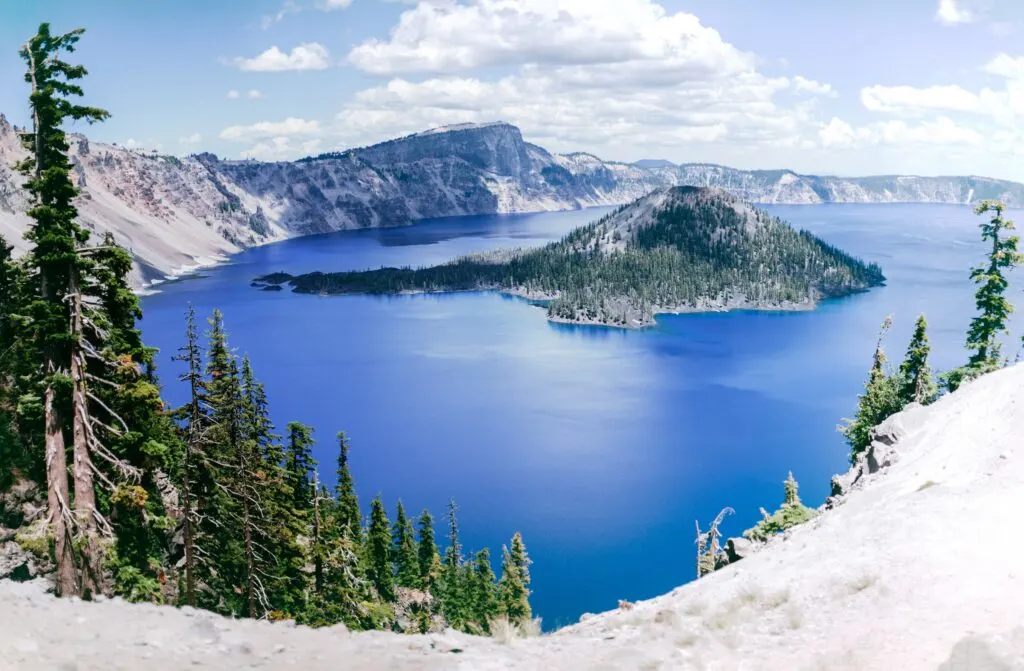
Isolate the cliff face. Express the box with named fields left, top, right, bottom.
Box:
left=2, top=116, right=1023, bottom=288
left=4, top=364, right=1024, bottom=669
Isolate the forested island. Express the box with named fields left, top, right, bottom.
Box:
left=256, top=187, right=885, bottom=327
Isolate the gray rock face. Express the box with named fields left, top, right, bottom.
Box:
left=0, top=478, right=42, bottom=528
left=0, top=541, right=38, bottom=582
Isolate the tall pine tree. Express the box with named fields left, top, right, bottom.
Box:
left=499, top=532, right=532, bottom=624
left=366, top=495, right=394, bottom=602
left=898, top=314, right=937, bottom=405
left=416, top=509, right=441, bottom=592
left=392, top=500, right=419, bottom=589
left=841, top=317, right=902, bottom=462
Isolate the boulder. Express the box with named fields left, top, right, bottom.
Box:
left=0, top=541, right=38, bottom=582
left=725, top=537, right=755, bottom=564
left=0, top=478, right=41, bottom=528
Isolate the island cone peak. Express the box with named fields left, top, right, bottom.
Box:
left=258, top=188, right=885, bottom=328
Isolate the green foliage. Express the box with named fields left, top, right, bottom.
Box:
left=278, top=188, right=884, bottom=326
left=743, top=473, right=818, bottom=543
left=898, top=314, right=938, bottom=406
left=438, top=499, right=471, bottom=629
left=498, top=532, right=532, bottom=623
left=334, top=431, right=360, bottom=537
left=416, top=509, right=441, bottom=591
left=468, top=548, right=500, bottom=633
left=285, top=422, right=316, bottom=511
left=840, top=318, right=904, bottom=462
left=392, top=501, right=419, bottom=589
left=366, top=495, right=395, bottom=602
left=965, top=201, right=1020, bottom=369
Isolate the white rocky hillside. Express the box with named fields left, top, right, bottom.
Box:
left=4, top=364, right=1024, bottom=669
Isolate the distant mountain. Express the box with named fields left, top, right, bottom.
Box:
left=1, top=115, right=1020, bottom=288
left=263, top=186, right=885, bottom=328
left=632, top=159, right=678, bottom=169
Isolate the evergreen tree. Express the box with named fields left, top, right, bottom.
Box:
left=439, top=499, right=470, bottom=629
left=366, top=495, right=395, bottom=602
left=898, top=314, right=938, bottom=405
left=17, top=22, right=110, bottom=597
left=416, top=509, right=441, bottom=592
left=498, top=532, right=532, bottom=623
left=285, top=422, right=316, bottom=512
left=392, top=500, right=419, bottom=589
left=966, top=201, right=1020, bottom=368
left=841, top=317, right=902, bottom=462
left=334, top=431, right=360, bottom=537
left=0, top=236, right=33, bottom=490
left=743, top=472, right=818, bottom=543
left=468, top=548, right=499, bottom=632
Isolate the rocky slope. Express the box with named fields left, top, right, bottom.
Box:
left=3, top=363, right=1024, bottom=669
left=267, top=186, right=885, bottom=327
left=3, top=114, right=1023, bottom=289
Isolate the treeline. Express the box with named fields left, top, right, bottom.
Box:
left=0, top=23, right=534, bottom=637
left=267, top=187, right=885, bottom=325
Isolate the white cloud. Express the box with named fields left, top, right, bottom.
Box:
left=936, top=0, right=974, bottom=25
left=248, top=89, right=264, bottom=99
left=219, top=118, right=322, bottom=141
left=241, top=137, right=324, bottom=161
left=861, top=84, right=981, bottom=114
left=125, top=138, right=138, bottom=149
left=178, top=133, right=203, bottom=147
left=347, top=0, right=755, bottom=76
left=318, top=0, right=354, bottom=9
left=233, top=43, right=330, bottom=72
left=336, top=0, right=836, bottom=159
left=819, top=116, right=984, bottom=149
left=227, top=90, right=240, bottom=99
left=261, top=0, right=301, bottom=30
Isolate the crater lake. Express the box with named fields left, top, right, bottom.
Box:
left=139, top=203, right=1017, bottom=629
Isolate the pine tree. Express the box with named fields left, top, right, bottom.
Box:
left=366, top=495, right=394, bottom=602
left=334, top=431, right=360, bottom=537
left=416, top=509, right=441, bottom=592
left=0, top=236, right=33, bottom=490
left=392, top=500, right=419, bottom=589
left=285, top=422, right=316, bottom=512
left=17, top=22, right=111, bottom=597
left=744, top=473, right=817, bottom=543
left=468, top=548, right=499, bottom=632
left=171, top=305, right=207, bottom=606
left=498, top=532, right=532, bottom=623
left=898, top=314, right=937, bottom=405
left=439, top=499, right=470, bottom=629
left=841, top=317, right=902, bottom=462
left=966, top=201, right=1020, bottom=368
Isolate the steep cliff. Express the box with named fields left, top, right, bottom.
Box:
left=2, top=115, right=1022, bottom=289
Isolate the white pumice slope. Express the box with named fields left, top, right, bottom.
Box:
left=3, top=364, right=1024, bottom=669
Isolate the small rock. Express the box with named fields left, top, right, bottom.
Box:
left=999, top=450, right=1011, bottom=460
left=726, top=537, right=755, bottom=564
left=273, top=644, right=286, bottom=654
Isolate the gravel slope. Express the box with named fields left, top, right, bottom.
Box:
left=3, top=365, right=1024, bottom=670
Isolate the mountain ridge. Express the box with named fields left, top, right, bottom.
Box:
left=2, top=114, right=1022, bottom=288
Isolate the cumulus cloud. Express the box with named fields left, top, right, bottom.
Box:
left=936, top=0, right=974, bottom=25
left=241, top=137, right=324, bottom=161
left=248, top=89, right=264, bottom=99
left=219, top=118, right=322, bottom=141
left=233, top=43, right=330, bottom=71
left=227, top=90, right=240, bottom=99
left=335, top=0, right=837, bottom=159
left=820, top=116, right=984, bottom=149
left=318, top=0, right=354, bottom=9
left=178, top=133, right=203, bottom=147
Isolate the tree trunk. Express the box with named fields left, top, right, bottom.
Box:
left=30, top=44, right=76, bottom=598
left=45, top=384, right=75, bottom=596
left=70, top=273, right=100, bottom=598
left=243, top=491, right=256, bottom=619
left=312, top=472, right=323, bottom=596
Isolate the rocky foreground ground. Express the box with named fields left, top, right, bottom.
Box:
left=4, top=365, right=1024, bottom=669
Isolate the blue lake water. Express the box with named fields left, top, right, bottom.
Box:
left=139, top=203, right=1020, bottom=629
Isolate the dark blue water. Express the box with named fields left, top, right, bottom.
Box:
left=139, top=203, right=1019, bottom=629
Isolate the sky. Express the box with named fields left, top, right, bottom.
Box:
left=2, top=0, right=1024, bottom=180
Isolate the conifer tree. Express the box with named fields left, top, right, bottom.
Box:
left=439, top=499, right=471, bottom=628
left=171, top=305, right=206, bottom=606
left=0, top=236, right=32, bottom=489
left=966, top=201, right=1020, bottom=368
left=841, top=317, right=902, bottom=461
left=498, top=532, right=532, bottom=623
left=17, top=22, right=110, bottom=597
left=285, top=422, right=316, bottom=512
left=468, top=548, right=499, bottom=632
left=416, top=509, right=441, bottom=592
left=366, top=495, right=395, bottom=602
left=392, top=500, right=419, bottom=589
left=334, top=431, right=360, bottom=537
left=898, top=314, right=937, bottom=405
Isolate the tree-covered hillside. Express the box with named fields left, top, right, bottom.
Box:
left=263, top=187, right=885, bottom=327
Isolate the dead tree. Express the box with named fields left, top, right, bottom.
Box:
left=695, top=507, right=734, bottom=578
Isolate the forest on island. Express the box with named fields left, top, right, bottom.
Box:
left=263, top=189, right=885, bottom=326
left=0, top=24, right=535, bottom=636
